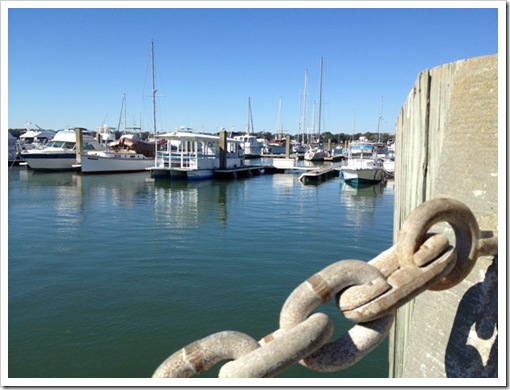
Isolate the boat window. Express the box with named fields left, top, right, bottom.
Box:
left=49, top=141, right=66, bottom=148
left=62, top=142, right=75, bottom=149
left=82, top=142, right=97, bottom=150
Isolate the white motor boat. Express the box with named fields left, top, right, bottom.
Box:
left=20, top=128, right=103, bottom=171
left=340, top=138, right=386, bottom=184
left=16, top=123, right=56, bottom=154
left=304, top=146, right=325, bottom=161
left=233, top=134, right=264, bottom=158
left=95, top=124, right=117, bottom=145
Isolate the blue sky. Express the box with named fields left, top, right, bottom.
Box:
left=4, top=2, right=501, bottom=136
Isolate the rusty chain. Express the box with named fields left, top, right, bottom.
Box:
left=152, top=198, right=498, bottom=378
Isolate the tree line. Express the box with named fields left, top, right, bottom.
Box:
left=8, top=127, right=394, bottom=145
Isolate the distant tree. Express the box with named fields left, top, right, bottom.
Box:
left=8, top=129, right=25, bottom=138
left=321, top=131, right=335, bottom=142
left=257, top=131, right=273, bottom=140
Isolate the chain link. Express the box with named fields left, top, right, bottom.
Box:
left=152, top=198, right=498, bottom=378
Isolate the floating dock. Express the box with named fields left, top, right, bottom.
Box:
left=214, top=163, right=341, bottom=185
left=298, top=167, right=339, bottom=184
left=214, top=165, right=272, bottom=179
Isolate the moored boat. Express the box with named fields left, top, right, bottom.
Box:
left=79, top=41, right=159, bottom=175
left=16, top=122, right=56, bottom=153
left=233, top=97, right=263, bottom=158
left=304, top=145, right=325, bottom=161
left=304, top=57, right=326, bottom=162
left=233, top=134, right=263, bottom=158
left=340, top=137, right=386, bottom=184
left=20, top=128, right=104, bottom=171
left=78, top=135, right=156, bottom=174
left=148, top=130, right=245, bottom=180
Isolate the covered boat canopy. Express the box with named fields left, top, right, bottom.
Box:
left=155, top=131, right=243, bottom=144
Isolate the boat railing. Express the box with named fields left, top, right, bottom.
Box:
left=156, top=150, right=219, bottom=169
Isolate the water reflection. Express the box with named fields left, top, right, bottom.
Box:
left=14, top=169, right=85, bottom=235
left=339, top=180, right=387, bottom=237
left=78, top=172, right=151, bottom=209
left=149, top=179, right=232, bottom=230
left=271, top=172, right=300, bottom=190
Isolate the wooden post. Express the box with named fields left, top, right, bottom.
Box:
left=391, top=54, right=498, bottom=378
left=285, top=135, right=291, bottom=158
left=75, top=128, right=83, bottom=165
left=219, top=129, right=227, bottom=169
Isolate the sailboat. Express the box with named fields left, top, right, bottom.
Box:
left=267, top=97, right=286, bottom=154
left=78, top=42, right=158, bottom=174
left=304, top=56, right=326, bottom=161
left=233, top=97, right=264, bottom=158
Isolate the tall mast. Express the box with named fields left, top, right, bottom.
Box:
left=151, top=40, right=158, bottom=158
left=303, top=69, right=308, bottom=144
left=377, top=95, right=383, bottom=143
left=246, top=97, right=255, bottom=135
left=317, top=56, right=323, bottom=142
left=275, top=96, right=282, bottom=137
left=117, top=93, right=126, bottom=135
left=311, top=100, right=316, bottom=138
left=151, top=40, right=157, bottom=137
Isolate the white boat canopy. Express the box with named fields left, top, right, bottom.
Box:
left=155, top=131, right=243, bottom=144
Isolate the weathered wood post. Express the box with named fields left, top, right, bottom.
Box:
left=219, top=129, right=227, bottom=170
left=75, top=128, right=83, bottom=165
left=285, top=135, right=291, bottom=158
left=391, top=54, right=498, bottom=378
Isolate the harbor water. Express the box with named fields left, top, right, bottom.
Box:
left=7, top=163, right=394, bottom=380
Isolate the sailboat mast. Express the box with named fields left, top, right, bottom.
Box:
left=151, top=40, right=157, bottom=137
left=303, top=69, right=308, bottom=144
left=317, top=56, right=323, bottom=142
left=123, top=95, right=127, bottom=133
left=377, top=95, right=383, bottom=143
left=247, top=97, right=254, bottom=134
left=311, top=100, right=316, bottom=138
left=275, top=96, right=282, bottom=137
left=117, top=94, right=126, bottom=135
left=151, top=40, right=157, bottom=157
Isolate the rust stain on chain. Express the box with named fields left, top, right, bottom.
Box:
left=307, top=274, right=332, bottom=302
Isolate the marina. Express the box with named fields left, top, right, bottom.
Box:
left=5, top=6, right=500, bottom=382
left=7, top=165, right=394, bottom=379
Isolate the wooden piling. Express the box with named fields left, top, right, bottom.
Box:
left=75, top=128, right=83, bottom=165
left=219, top=129, right=227, bottom=170
left=391, top=54, right=498, bottom=378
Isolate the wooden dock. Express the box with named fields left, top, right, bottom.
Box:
left=214, top=165, right=271, bottom=179
left=298, top=167, right=339, bottom=184
left=214, top=163, right=341, bottom=185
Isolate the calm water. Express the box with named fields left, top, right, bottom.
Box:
left=8, top=163, right=394, bottom=381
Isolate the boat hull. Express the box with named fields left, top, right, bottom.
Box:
left=268, top=145, right=286, bottom=155
left=304, top=150, right=325, bottom=161
left=21, top=153, right=77, bottom=171
left=341, top=167, right=386, bottom=184
left=80, top=153, right=154, bottom=174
